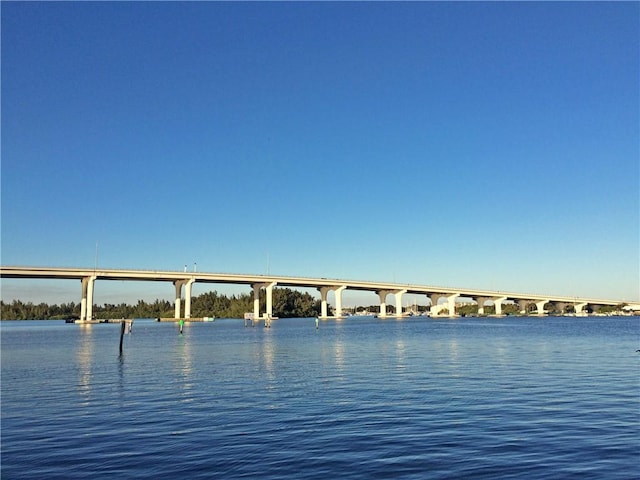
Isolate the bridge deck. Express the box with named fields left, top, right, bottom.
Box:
left=0, top=265, right=627, bottom=305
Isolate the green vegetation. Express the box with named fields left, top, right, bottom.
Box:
left=1, top=288, right=322, bottom=320
left=2, top=294, right=628, bottom=320
left=456, top=304, right=520, bottom=316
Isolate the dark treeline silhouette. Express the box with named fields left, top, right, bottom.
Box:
left=1, top=288, right=322, bottom=320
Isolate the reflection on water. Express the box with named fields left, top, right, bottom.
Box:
left=261, top=326, right=276, bottom=384
left=173, top=328, right=194, bottom=403
left=445, top=338, right=462, bottom=379
left=333, top=336, right=346, bottom=374
left=117, top=349, right=125, bottom=400
left=76, top=324, right=94, bottom=406
left=395, top=339, right=406, bottom=371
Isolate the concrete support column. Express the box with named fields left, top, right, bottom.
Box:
left=318, top=286, right=347, bottom=318
left=535, top=300, right=548, bottom=316
left=476, top=297, right=490, bottom=316
left=80, top=276, right=96, bottom=321
left=553, top=302, right=567, bottom=315
left=318, top=287, right=330, bottom=318
left=334, top=286, right=346, bottom=318
left=174, top=280, right=186, bottom=319
left=80, top=277, right=88, bottom=321
left=86, top=276, right=96, bottom=321
left=429, top=294, right=444, bottom=317
left=517, top=299, right=531, bottom=315
left=265, top=282, right=276, bottom=318
left=252, top=284, right=262, bottom=320
left=574, top=302, right=587, bottom=314
left=446, top=294, right=458, bottom=317
left=377, top=290, right=390, bottom=318
left=184, top=279, right=195, bottom=319
left=394, top=290, right=407, bottom=317
left=493, top=296, right=508, bottom=316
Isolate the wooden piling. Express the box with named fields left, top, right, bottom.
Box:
left=119, top=320, right=126, bottom=353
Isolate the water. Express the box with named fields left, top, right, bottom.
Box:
left=2, top=316, right=639, bottom=479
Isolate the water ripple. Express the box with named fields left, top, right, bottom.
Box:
left=2, top=317, right=639, bottom=479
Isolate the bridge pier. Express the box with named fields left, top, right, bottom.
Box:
left=535, top=300, right=548, bottom=315
left=552, top=301, right=567, bottom=314
left=517, top=299, right=548, bottom=315
left=80, top=278, right=87, bottom=321
left=429, top=293, right=444, bottom=317
left=253, top=283, right=261, bottom=320
left=379, top=291, right=388, bottom=317
left=80, top=276, right=96, bottom=321
left=252, top=282, right=276, bottom=320
left=446, top=294, right=458, bottom=317
left=184, top=279, right=195, bottom=319
left=394, top=290, right=407, bottom=317
left=318, top=286, right=346, bottom=318
left=475, top=296, right=491, bottom=316
left=266, top=282, right=275, bottom=318
left=174, top=280, right=185, bottom=319
left=493, top=296, right=508, bottom=316
left=377, top=290, right=390, bottom=317
left=517, top=299, right=532, bottom=315
left=334, top=286, right=346, bottom=318
left=172, top=278, right=195, bottom=319
left=428, top=293, right=458, bottom=317
left=319, top=287, right=329, bottom=318
left=376, top=289, right=407, bottom=318
left=574, top=302, right=588, bottom=315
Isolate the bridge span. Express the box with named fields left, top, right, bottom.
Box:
left=0, top=265, right=626, bottom=321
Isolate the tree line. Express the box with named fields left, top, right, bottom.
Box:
left=2, top=291, right=626, bottom=320
left=1, top=288, right=322, bottom=320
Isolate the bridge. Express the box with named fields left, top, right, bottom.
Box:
left=0, top=265, right=627, bottom=322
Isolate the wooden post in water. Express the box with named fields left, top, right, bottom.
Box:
left=119, top=320, right=126, bottom=354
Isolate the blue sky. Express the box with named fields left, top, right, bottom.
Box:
left=2, top=2, right=638, bottom=306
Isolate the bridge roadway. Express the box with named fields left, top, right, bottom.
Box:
left=1, top=266, right=626, bottom=321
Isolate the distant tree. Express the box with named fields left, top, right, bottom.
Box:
left=457, top=304, right=479, bottom=316
left=272, top=288, right=321, bottom=318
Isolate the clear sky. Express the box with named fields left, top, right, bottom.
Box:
left=2, top=2, right=639, bottom=306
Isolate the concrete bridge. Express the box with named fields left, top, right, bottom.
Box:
left=0, top=265, right=627, bottom=322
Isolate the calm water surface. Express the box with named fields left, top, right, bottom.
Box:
left=2, top=316, right=639, bottom=479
